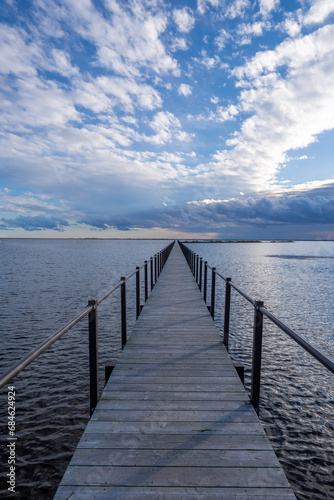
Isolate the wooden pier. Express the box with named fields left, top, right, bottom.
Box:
left=55, top=243, right=296, bottom=499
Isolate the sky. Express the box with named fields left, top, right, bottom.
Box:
left=0, top=0, right=334, bottom=240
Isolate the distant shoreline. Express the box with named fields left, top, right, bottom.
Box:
left=183, top=239, right=295, bottom=243
left=1, top=237, right=333, bottom=242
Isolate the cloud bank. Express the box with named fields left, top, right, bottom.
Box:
left=0, top=0, right=333, bottom=238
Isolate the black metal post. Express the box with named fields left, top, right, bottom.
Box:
left=210, top=267, right=216, bottom=319
left=155, top=254, right=157, bottom=283
left=144, top=261, right=148, bottom=301
left=150, top=257, right=154, bottom=290
left=192, top=253, right=195, bottom=276
left=251, top=300, right=264, bottom=415
left=223, top=278, right=231, bottom=350
left=88, top=299, right=99, bottom=416
left=204, top=261, right=208, bottom=303
left=196, top=255, right=199, bottom=284
left=199, top=258, right=203, bottom=290
left=136, top=267, right=140, bottom=319
left=120, top=277, right=127, bottom=349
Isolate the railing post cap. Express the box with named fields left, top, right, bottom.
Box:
left=255, top=300, right=264, bottom=309
left=88, top=299, right=97, bottom=305
left=226, top=277, right=231, bottom=282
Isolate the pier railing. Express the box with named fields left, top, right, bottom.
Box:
left=0, top=241, right=175, bottom=415
left=179, top=241, right=334, bottom=413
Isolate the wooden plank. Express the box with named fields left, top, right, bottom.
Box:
left=101, top=383, right=245, bottom=392
left=100, top=390, right=248, bottom=401
left=70, top=448, right=281, bottom=467
left=59, top=465, right=291, bottom=488
left=83, top=420, right=266, bottom=435
left=77, top=432, right=275, bottom=450
left=55, top=486, right=296, bottom=499
left=90, top=409, right=258, bottom=423
left=54, top=242, right=296, bottom=499
left=94, top=400, right=251, bottom=411
left=108, top=376, right=241, bottom=384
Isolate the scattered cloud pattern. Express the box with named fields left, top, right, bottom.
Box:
left=0, top=0, right=334, bottom=238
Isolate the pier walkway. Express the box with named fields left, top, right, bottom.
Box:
left=55, top=243, right=296, bottom=499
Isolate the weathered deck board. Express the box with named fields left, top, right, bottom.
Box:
left=54, top=243, right=296, bottom=499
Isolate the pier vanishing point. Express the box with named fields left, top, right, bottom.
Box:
left=55, top=242, right=296, bottom=499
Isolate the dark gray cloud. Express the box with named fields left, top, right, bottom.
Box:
left=2, top=194, right=333, bottom=237
left=79, top=194, right=334, bottom=233
left=0, top=215, right=69, bottom=232
left=190, top=195, right=334, bottom=226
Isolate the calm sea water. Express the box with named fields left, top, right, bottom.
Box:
left=187, top=240, right=334, bottom=500
left=0, top=239, right=333, bottom=499
left=0, top=239, right=169, bottom=499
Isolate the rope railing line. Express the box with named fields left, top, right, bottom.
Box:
left=0, top=240, right=175, bottom=415
left=178, top=240, right=334, bottom=414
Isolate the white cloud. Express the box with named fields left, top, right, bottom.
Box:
left=236, top=21, right=267, bottom=44
left=51, top=49, right=79, bottom=77
left=215, top=104, right=240, bottom=122
left=146, top=111, right=193, bottom=145
left=194, top=49, right=221, bottom=69
left=173, top=7, right=195, bottom=33
left=197, top=0, right=221, bottom=15
left=0, top=25, right=40, bottom=76
left=280, top=12, right=302, bottom=37
left=170, top=37, right=189, bottom=52
left=2, top=0, right=334, bottom=236
left=233, top=24, right=334, bottom=80
left=214, top=29, right=230, bottom=50
left=0, top=75, right=80, bottom=130
left=0, top=190, right=71, bottom=217
left=211, top=24, right=334, bottom=191
left=304, top=0, right=334, bottom=26
left=178, top=84, right=192, bottom=96
left=55, top=0, right=180, bottom=77
left=258, top=0, right=280, bottom=17
left=188, top=101, right=239, bottom=123
left=225, top=0, right=251, bottom=19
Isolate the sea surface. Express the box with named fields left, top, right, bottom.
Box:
left=0, top=239, right=333, bottom=499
